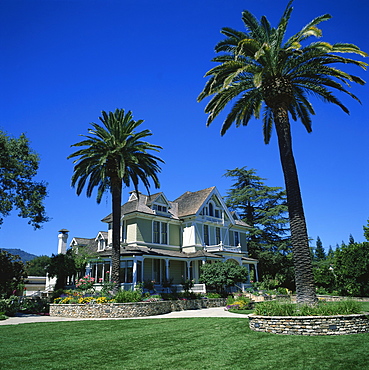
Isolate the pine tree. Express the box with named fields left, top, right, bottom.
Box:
left=314, top=236, right=326, bottom=262
left=224, top=167, right=294, bottom=288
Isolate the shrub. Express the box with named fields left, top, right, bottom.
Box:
left=20, top=297, right=49, bottom=314
left=206, top=293, right=221, bottom=298
left=114, top=289, right=142, bottom=303
left=142, top=294, right=163, bottom=302
left=0, top=296, right=21, bottom=316
left=226, top=294, right=252, bottom=310
left=254, top=299, right=363, bottom=316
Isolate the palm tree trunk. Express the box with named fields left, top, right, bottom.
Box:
left=273, top=106, right=317, bottom=305
left=111, top=176, right=122, bottom=293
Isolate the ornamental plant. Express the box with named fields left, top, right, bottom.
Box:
left=76, top=276, right=95, bottom=292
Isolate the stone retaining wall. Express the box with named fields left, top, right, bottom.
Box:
left=50, top=298, right=226, bottom=318
left=249, top=314, right=369, bottom=335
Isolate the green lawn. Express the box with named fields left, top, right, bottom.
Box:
left=1, top=317, right=368, bottom=369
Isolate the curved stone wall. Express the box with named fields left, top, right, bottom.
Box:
left=50, top=298, right=226, bottom=318
left=249, top=314, right=369, bottom=335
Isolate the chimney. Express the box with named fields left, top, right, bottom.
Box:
left=58, top=229, right=69, bottom=254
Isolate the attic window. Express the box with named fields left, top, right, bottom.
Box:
left=153, top=204, right=167, bottom=213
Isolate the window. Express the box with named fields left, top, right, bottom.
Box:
left=209, top=203, right=214, bottom=217
left=120, top=260, right=133, bottom=283
left=153, top=221, right=168, bottom=244
left=204, top=225, right=209, bottom=245
left=153, top=204, right=167, bottom=213
left=121, top=221, right=126, bottom=242
left=234, top=231, right=240, bottom=246
left=98, top=238, right=105, bottom=251
left=161, top=222, right=168, bottom=244
left=216, top=227, right=221, bottom=245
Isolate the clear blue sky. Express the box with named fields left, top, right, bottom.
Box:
left=0, top=0, right=368, bottom=257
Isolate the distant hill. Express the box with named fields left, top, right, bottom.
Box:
left=1, top=248, right=38, bottom=263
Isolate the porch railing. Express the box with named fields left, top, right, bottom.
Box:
left=205, top=243, right=242, bottom=253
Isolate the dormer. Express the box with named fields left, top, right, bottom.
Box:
left=95, top=231, right=108, bottom=251
left=147, top=193, right=171, bottom=216
left=199, top=194, right=224, bottom=219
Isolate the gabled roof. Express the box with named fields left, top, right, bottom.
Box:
left=70, top=237, right=97, bottom=254
left=174, top=187, right=215, bottom=218
left=101, top=186, right=250, bottom=228
left=101, top=193, right=177, bottom=223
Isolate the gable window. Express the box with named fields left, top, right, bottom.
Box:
left=153, top=221, right=168, bottom=244
left=98, top=238, right=105, bottom=251
left=209, top=203, right=214, bottom=217
left=204, top=224, right=209, bottom=245
left=153, top=204, right=167, bottom=213
left=234, top=231, right=240, bottom=246
left=216, top=227, right=221, bottom=245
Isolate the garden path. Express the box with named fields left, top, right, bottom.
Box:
left=0, top=307, right=250, bottom=325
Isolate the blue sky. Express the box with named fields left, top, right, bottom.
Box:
left=0, top=0, right=368, bottom=257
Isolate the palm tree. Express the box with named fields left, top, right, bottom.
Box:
left=198, top=1, right=367, bottom=305
left=68, top=109, right=164, bottom=289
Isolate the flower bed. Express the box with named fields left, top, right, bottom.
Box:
left=50, top=298, right=226, bottom=318
left=249, top=314, right=369, bottom=335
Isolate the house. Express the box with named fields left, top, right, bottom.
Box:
left=69, top=186, right=258, bottom=292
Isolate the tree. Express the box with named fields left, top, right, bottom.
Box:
left=0, top=250, right=27, bottom=297
left=0, top=131, right=48, bottom=229
left=199, top=260, right=248, bottom=293
left=25, top=255, right=51, bottom=276
left=224, top=167, right=294, bottom=288
left=68, top=109, right=163, bottom=289
left=334, top=241, right=369, bottom=297
left=364, top=219, right=369, bottom=242
left=198, top=1, right=367, bottom=304
left=45, top=252, right=76, bottom=291
left=314, top=236, right=326, bottom=262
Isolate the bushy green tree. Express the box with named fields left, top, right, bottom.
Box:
left=0, top=131, right=48, bottom=229
left=199, top=260, right=248, bottom=293
left=46, top=252, right=76, bottom=291
left=224, top=167, right=294, bottom=289
left=0, top=250, right=27, bottom=297
left=364, top=219, right=369, bottom=242
left=25, top=255, right=51, bottom=276
left=334, top=241, right=369, bottom=297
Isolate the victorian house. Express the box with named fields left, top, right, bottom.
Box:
left=69, top=186, right=258, bottom=292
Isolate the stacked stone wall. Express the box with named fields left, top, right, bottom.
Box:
left=249, top=314, right=369, bottom=335
left=50, top=298, right=226, bottom=318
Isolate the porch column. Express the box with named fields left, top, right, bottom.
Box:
left=165, top=259, right=170, bottom=281
left=186, top=261, right=191, bottom=280
left=141, top=258, right=144, bottom=282
left=132, top=257, right=137, bottom=286
left=254, top=263, right=259, bottom=282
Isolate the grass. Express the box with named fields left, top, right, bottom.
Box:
left=1, top=317, right=368, bottom=369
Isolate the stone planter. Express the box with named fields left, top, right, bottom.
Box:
left=50, top=298, right=226, bottom=319
left=249, top=313, right=369, bottom=335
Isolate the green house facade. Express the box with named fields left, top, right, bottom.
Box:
left=70, top=186, right=258, bottom=292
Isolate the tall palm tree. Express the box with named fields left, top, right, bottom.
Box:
left=198, top=1, right=367, bottom=305
left=68, top=109, right=164, bottom=288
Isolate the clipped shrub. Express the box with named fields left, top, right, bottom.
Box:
left=254, top=299, right=363, bottom=316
